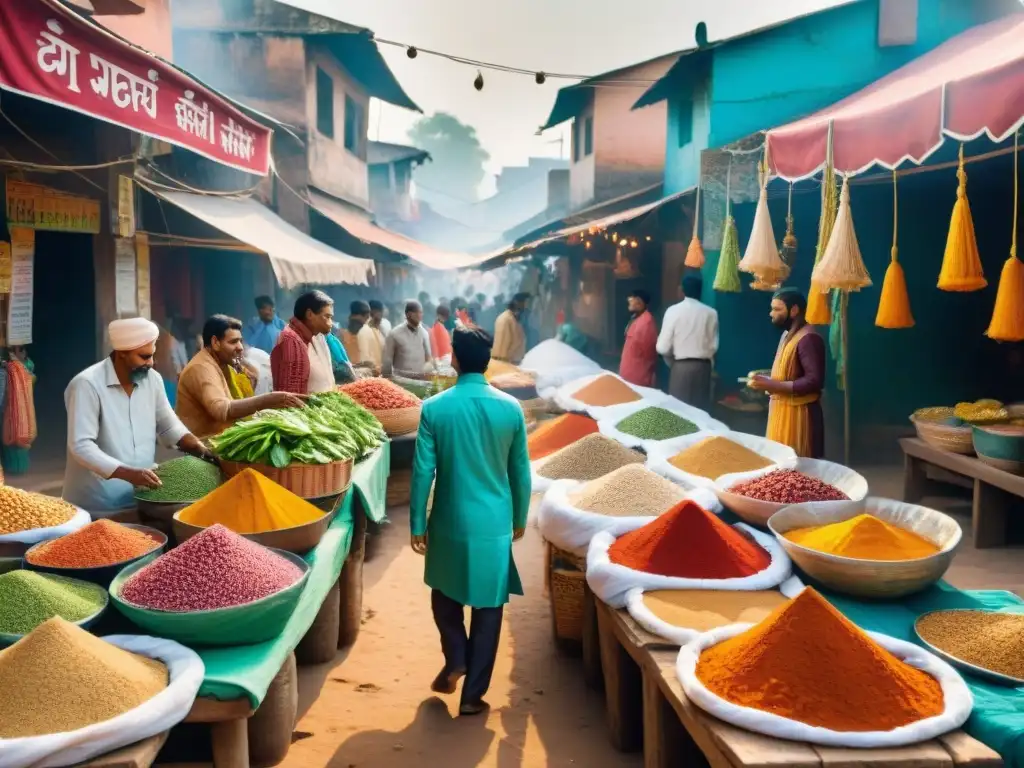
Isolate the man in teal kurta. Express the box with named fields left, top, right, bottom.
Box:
left=410, top=326, right=532, bottom=716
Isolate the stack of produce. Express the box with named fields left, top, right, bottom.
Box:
left=917, top=610, right=1024, bottom=680
left=0, top=486, right=77, bottom=534
left=642, top=589, right=789, bottom=632
left=784, top=514, right=939, bottom=561
left=528, top=413, right=598, bottom=461
left=669, top=436, right=773, bottom=479
left=26, top=520, right=159, bottom=568
left=571, top=375, right=641, bottom=407
left=610, top=500, right=771, bottom=578
left=695, top=588, right=944, bottom=730
left=177, top=469, right=325, bottom=534
left=0, top=571, right=106, bottom=635
left=120, top=524, right=303, bottom=611
left=211, top=391, right=385, bottom=468
left=567, top=465, right=687, bottom=517
left=536, top=434, right=644, bottom=481
left=340, top=378, right=421, bottom=410
left=616, top=406, right=699, bottom=441
left=0, top=617, right=167, bottom=738
left=730, top=469, right=848, bottom=503
left=135, top=456, right=223, bottom=502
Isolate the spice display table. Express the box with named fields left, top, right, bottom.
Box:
left=900, top=437, right=1024, bottom=547
left=74, top=732, right=168, bottom=768
left=642, top=649, right=1001, bottom=768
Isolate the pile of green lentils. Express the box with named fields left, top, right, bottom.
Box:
left=134, top=456, right=223, bottom=502
left=0, top=571, right=106, bottom=635
left=616, top=406, right=700, bottom=441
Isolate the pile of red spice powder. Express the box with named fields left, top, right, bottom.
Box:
left=608, top=500, right=772, bottom=578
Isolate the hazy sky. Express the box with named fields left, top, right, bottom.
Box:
left=279, top=0, right=850, bottom=193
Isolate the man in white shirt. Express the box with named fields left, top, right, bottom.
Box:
left=383, top=301, right=433, bottom=377
left=656, top=275, right=719, bottom=410
left=63, top=318, right=213, bottom=516
left=358, top=300, right=388, bottom=371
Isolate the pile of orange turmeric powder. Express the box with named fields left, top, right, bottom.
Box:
left=177, top=469, right=324, bottom=534
left=695, top=588, right=944, bottom=731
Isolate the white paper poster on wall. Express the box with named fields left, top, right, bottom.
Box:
left=7, top=228, right=34, bottom=346
left=115, top=237, right=138, bottom=317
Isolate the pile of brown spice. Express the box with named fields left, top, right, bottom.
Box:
left=537, top=434, right=644, bottom=481
left=567, top=465, right=687, bottom=517
left=668, top=436, right=773, bottom=479
left=916, top=609, right=1024, bottom=680
left=571, top=375, right=642, bottom=407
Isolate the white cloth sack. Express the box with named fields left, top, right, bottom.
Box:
left=714, top=458, right=868, bottom=523
left=0, top=506, right=90, bottom=546
left=597, top=400, right=728, bottom=451
left=676, top=620, right=973, bottom=747
left=244, top=347, right=273, bottom=396
left=554, top=371, right=672, bottom=420
left=0, top=635, right=204, bottom=768
left=586, top=520, right=802, bottom=609
left=520, top=340, right=601, bottom=392
left=537, top=479, right=722, bottom=557
left=647, top=432, right=797, bottom=491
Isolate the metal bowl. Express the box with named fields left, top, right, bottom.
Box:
left=914, top=610, right=1024, bottom=687
left=768, top=498, right=961, bottom=599
left=172, top=506, right=337, bottom=555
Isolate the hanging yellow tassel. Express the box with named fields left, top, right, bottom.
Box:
left=685, top=184, right=705, bottom=268
left=780, top=182, right=797, bottom=269
left=939, top=144, right=987, bottom=292
left=739, top=152, right=788, bottom=290
left=807, top=131, right=836, bottom=324
left=812, top=176, right=872, bottom=291
left=876, top=170, right=914, bottom=328
left=714, top=215, right=742, bottom=292
left=986, top=132, right=1024, bottom=342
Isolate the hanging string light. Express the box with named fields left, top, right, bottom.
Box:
left=473, top=71, right=485, bottom=91
left=406, top=46, right=418, bottom=59
left=986, top=131, right=1024, bottom=342
left=535, top=72, right=546, bottom=85
left=875, top=170, right=914, bottom=329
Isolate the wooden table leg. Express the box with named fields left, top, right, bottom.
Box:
left=296, top=579, right=341, bottom=665
left=596, top=603, right=643, bottom=752
left=973, top=480, right=1010, bottom=549
left=904, top=453, right=928, bottom=504
left=582, top=582, right=603, bottom=691
left=211, top=719, right=249, bottom=768
left=339, top=497, right=368, bottom=648
left=642, top=663, right=705, bottom=768
left=247, top=653, right=298, bottom=768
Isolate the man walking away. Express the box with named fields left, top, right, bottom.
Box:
left=271, top=290, right=337, bottom=394
left=382, top=300, right=432, bottom=378
left=243, top=296, right=285, bottom=354
left=410, top=326, right=531, bottom=716
left=619, top=289, right=658, bottom=387
left=492, top=293, right=529, bottom=364
left=656, top=276, right=718, bottom=410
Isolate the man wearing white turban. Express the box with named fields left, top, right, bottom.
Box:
left=63, top=318, right=214, bottom=515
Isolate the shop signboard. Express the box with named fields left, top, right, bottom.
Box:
left=114, top=236, right=137, bottom=316
left=0, top=0, right=272, bottom=175
left=5, top=180, right=101, bottom=234
left=7, top=228, right=34, bottom=345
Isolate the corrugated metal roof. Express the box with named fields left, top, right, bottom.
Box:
left=367, top=141, right=431, bottom=166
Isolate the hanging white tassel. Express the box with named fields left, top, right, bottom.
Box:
left=812, top=176, right=872, bottom=292
left=739, top=153, right=788, bottom=290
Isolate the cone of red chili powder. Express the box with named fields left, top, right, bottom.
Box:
left=608, top=500, right=771, bottom=578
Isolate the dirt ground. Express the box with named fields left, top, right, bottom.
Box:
left=281, top=506, right=640, bottom=768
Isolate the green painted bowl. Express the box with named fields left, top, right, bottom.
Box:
left=0, top=574, right=108, bottom=645
left=108, top=547, right=309, bottom=647
left=972, top=424, right=1024, bottom=474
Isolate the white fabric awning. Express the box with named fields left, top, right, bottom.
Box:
left=152, top=190, right=375, bottom=289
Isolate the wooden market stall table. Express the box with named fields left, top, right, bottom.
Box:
left=94, top=444, right=390, bottom=768
left=593, top=589, right=1015, bottom=768
left=901, top=437, right=1024, bottom=548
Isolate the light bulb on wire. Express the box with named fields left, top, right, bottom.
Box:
left=474, top=71, right=484, bottom=91
left=406, top=46, right=418, bottom=58
left=535, top=72, right=546, bottom=85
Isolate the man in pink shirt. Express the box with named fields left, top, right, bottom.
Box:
left=619, top=289, right=658, bottom=387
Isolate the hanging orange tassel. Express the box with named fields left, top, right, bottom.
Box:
left=938, top=144, right=986, bottom=292
left=986, top=132, right=1024, bottom=342
left=685, top=185, right=705, bottom=268
left=876, top=171, right=914, bottom=328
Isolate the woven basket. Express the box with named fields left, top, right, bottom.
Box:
left=219, top=458, right=353, bottom=498
left=910, top=415, right=974, bottom=455
left=373, top=405, right=421, bottom=436
left=548, top=542, right=586, bottom=645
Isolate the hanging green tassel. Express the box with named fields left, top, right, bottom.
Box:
left=714, top=215, right=742, bottom=293
left=828, top=289, right=845, bottom=390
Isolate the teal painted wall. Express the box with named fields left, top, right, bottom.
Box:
left=662, top=0, right=1007, bottom=195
